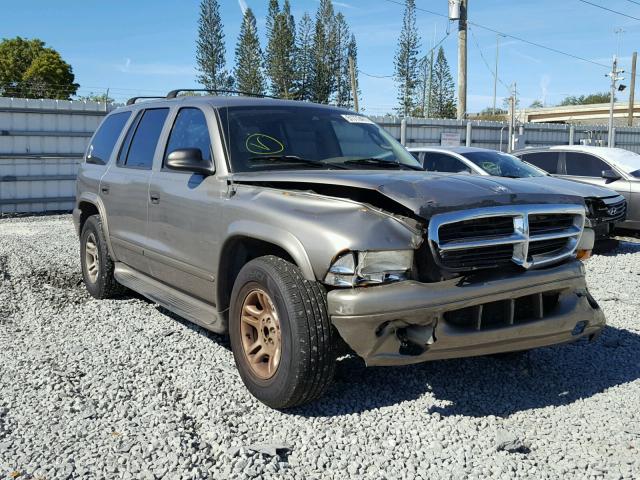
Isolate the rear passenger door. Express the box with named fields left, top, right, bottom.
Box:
left=517, top=151, right=560, bottom=174
left=146, top=106, right=224, bottom=304
left=100, top=108, right=169, bottom=274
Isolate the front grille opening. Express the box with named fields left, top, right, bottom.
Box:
left=438, top=216, right=514, bottom=243
left=529, top=214, right=575, bottom=235
left=443, top=291, right=561, bottom=331
left=528, top=238, right=569, bottom=259
left=592, top=199, right=627, bottom=222
left=439, top=244, right=514, bottom=270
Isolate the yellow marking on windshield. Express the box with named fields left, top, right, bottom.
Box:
left=246, top=133, right=285, bottom=155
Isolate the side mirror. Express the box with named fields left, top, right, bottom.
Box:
left=601, top=169, right=621, bottom=182
left=166, top=148, right=213, bottom=176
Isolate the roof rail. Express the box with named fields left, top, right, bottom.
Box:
left=166, top=89, right=278, bottom=99
left=126, top=96, right=165, bottom=106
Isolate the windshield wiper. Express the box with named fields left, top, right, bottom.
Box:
left=247, top=155, right=349, bottom=169
left=345, top=158, right=422, bottom=170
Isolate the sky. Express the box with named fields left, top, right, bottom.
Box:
left=2, top=0, right=640, bottom=115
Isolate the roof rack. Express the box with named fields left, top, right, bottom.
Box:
left=125, top=96, right=165, bottom=106
left=166, top=89, right=278, bottom=99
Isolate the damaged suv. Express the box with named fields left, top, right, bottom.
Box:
left=74, top=94, right=605, bottom=408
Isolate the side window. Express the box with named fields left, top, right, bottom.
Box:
left=118, top=111, right=142, bottom=165
left=119, top=108, right=169, bottom=169
left=423, top=152, right=470, bottom=173
left=520, top=152, right=559, bottom=174
left=164, top=108, right=212, bottom=165
left=565, top=152, right=609, bottom=177
left=410, top=151, right=424, bottom=164
left=86, top=111, right=131, bottom=165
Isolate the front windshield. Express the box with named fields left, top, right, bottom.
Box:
left=460, top=151, right=545, bottom=178
left=612, top=150, right=640, bottom=177
left=219, top=105, right=421, bottom=172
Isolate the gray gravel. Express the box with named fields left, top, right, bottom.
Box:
left=1, top=214, right=639, bottom=480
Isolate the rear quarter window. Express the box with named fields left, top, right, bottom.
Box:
left=86, top=111, right=131, bottom=165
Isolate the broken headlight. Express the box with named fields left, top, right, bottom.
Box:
left=324, top=250, right=413, bottom=287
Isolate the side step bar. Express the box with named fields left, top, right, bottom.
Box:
left=114, top=263, right=225, bottom=334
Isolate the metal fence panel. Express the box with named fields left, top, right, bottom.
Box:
left=0, top=98, right=108, bottom=214
left=371, top=115, right=640, bottom=153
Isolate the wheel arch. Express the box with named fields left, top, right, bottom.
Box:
left=216, top=221, right=316, bottom=325
left=76, top=193, right=117, bottom=260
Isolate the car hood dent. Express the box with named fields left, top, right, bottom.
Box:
left=232, top=170, right=585, bottom=219
left=520, top=176, right=622, bottom=199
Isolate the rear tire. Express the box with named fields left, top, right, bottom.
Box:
left=229, top=255, right=336, bottom=409
left=80, top=214, right=125, bottom=299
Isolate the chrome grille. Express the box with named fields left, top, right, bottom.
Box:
left=428, top=205, right=585, bottom=271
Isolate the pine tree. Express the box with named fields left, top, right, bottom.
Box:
left=266, top=0, right=296, bottom=98
left=266, top=0, right=280, bottom=38
left=294, top=12, right=314, bottom=101
left=234, top=8, right=265, bottom=95
left=417, top=52, right=433, bottom=117
left=196, top=0, right=233, bottom=91
left=332, top=13, right=351, bottom=107
left=430, top=47, right=456, bottom=118
left=394, top=0, right=420, bottom=116
left=311, top=0, right=335, bottom=104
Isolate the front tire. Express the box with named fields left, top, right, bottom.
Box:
left=229, top=256, right=336, bottom=409
left=80, top=214, right=125, bottom=299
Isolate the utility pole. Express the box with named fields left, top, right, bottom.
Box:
left=508, top=83, right=517, bottom=152
left=457, top=0, right=468, bottom=120
left=492, top=35, right=500, bottom=115
left=348, top=56, right=359, bottom=113
left=607, top=56, right=624, bottom=147
left=628, top=51, right=637, bottom=127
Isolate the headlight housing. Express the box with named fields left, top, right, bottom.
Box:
left=324, top=250, right=414, bottom=287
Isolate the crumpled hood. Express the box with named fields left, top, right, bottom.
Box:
left=521, top=175, right=622, bottom=199
left=232, top=170, right=585, bottom=219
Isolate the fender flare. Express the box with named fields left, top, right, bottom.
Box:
left=224, top=220, right=316, bottom=281
left=77, top=192, right=118, bottom=261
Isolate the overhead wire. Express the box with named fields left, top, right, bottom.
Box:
left=380, top=0, right=610, bottom=69
left=468, top=26, right=511, bottom=94
left=359, top=28, right=451, bottom=80
left=577, top=0, right=640, bottom=21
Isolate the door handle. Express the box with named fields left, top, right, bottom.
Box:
left=150, top=193, right=160, bottom=204
left=100, top=184, right=110, bottom=194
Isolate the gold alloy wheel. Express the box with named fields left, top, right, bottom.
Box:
left=84, top=233, right=99, bottom=283
left=240, top=288, right=282, bottom=379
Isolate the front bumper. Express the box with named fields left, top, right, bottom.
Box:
left=328, top=260, right=605, bottom=366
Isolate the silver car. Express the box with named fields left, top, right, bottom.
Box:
left=408, top=146, right=627, bottom=240
left=513, top=145, right=640, bottom=231
left=73, top=94, right=604, bottom=409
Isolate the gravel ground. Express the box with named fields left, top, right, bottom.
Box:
left=1, top=214, right=639, bottom=480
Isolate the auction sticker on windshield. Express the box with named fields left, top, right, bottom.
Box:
left=341, top=114, right=374, bottom=124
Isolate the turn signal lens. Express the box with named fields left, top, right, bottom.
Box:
left=576, top=249, right=592, bottom=261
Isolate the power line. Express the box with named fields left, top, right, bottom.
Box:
left=578, top=0, right=640, bottom=21
left=359, top=71, right=393, bottom=79
left=623, top=0, right=640, bottom=5
left=468, top=26, right=511, bottom=94
left=381, top=0, right=609, bottom=69
left=359, top=29, right=451, bottom=80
